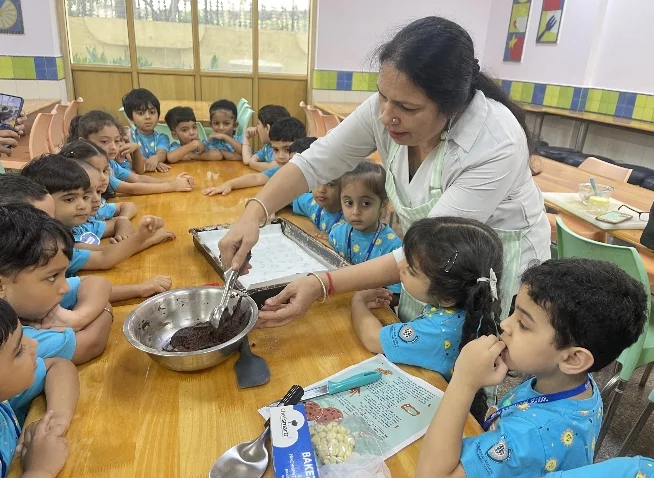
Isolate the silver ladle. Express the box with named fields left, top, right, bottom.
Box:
left=209, top=252, right=252, bottom=328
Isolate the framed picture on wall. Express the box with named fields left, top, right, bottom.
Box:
left=536, top=0, right=565, bottom=44
left=504, top=0, right=533, bottom=62
left=0, top=0, right=24, bottom=35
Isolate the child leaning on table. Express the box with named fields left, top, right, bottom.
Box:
left=164, top=106, right=206, bottom=163
left=415, top=258, right=648, bottom=478
left=0, top=299, right=79, bottom=478
left=242, top=104, right=290, bottom=171
left=203, top=99, right=243, bottom=161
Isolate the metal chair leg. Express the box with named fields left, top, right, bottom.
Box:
left=596, top=379, right=627, bottom=454
left=612, top=361, right=622, bottom=375
left=601, top=373, right=620, bottom=401
left=639, top=363, right=654, bottom=387
left=617, top=400, right=654, bottom=456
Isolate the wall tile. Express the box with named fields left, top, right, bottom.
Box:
left=0, top=80, right=17, bottom=96
left=58, top=79, right=69, bottom=102
left=344, top=91, right=359, bottom=103
left=623, top=143, right=646, bottom=166
left=15, top=80, right=40, bottom=99
left=328, top=91, right=346, bottom=102
left=311, top=89, right=330, bottom=103
left=36, top=80, right=61, bottom=100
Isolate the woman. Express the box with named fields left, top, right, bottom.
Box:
left=219, top=16, right=550, bottom=326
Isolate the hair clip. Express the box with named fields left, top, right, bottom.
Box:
left=444, top=251, right=459, bottom=273
left=477, top=268, right=499, bottom=301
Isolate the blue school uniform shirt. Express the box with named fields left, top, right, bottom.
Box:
left=380, top=305, right=464, bottom=380
left=460, top=375, right=602, bottom=477
left=94, top=198, right=117, bottom=221
left=72, top=218, right=106, bottom=245
left=254, top=143, right=275, bottom=163
left=115, top=159, right=131, bottom=171
left=204, top=135, right=243, bottom=152
left=107, top=175, right=122, bottom=195
left=546, top=456, right=654, bottom=477
left=329, top=222, right=402, bottom=293
left=262, top=165, right=280, bottom=179
left=292, top=192, right=345, bottom=233
left=131, top=128, right=169, bottom=158
left=109, top=159, right=131, bottom=181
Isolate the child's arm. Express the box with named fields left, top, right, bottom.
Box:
left=43, top=358, right=79, bottom=437
left=202, top=173, right=268, bottom=196
left=70, top=304, right=112, bottom=365
left=110, top=276, right=172, bottom=302
left=124, top=171, right=167, bottom=184
left=189, top=149, right=223, bottom=161
left=115, top=174, right=194, bottom=195
left=415, top=336, right=508, bottom=478
left=114, top=201, right=137, bottom=219
left=249, top=160, right=275, bottom=172
left=241, top=127, right=258, bottom=165
left=168, top=140, right=205, bottom=164
left=350, top=290, right=392, bottom=353
left=111, top=217, right=135, bottom=242
left=221, top=151, right=243, bottom=161
left=121, top=142, right=145, bottom=175
left=208, top=133, right=243, bottom=155
left=20, top=411, right=69, bottom=478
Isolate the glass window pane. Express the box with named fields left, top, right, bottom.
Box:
left=132, top=0, right=194, bottom=69
left=199, top=0, right=253, bottom=73
left=258, top=0, right=309, bottom=75
left=66, top=0, right=130, bottom=66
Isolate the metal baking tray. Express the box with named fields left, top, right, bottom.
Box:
left=190, top=218, right=349, bottom=307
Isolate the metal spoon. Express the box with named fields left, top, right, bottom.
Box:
left=209, top=252, right=251, bottom=328
left=208, top=385, right=304, bottom=478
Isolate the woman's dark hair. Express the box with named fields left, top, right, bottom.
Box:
left=378, top=16, right=537, bottom=172
left=67, top=110, right=122, bottom=143
left=403, top=216, right=504, bottom=423
left=340, top=161, right=388, bottom=204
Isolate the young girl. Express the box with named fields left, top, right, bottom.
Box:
left=329, top=162, right=402, bottom=294
left=351, top=216, right=503, bottom=422
left=67, top=111, right=195, bottom=195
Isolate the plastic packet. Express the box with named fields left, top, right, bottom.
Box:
left=319, top=454, right=391, bottom=478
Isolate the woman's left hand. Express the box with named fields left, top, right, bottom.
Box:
left=15, top=111, right=26, bottom=136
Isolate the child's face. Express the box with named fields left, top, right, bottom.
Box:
left=0, top=323, right=38, bottom=401
left=0, top=247, right=70, bottom=322
left=341, top=181, right=382, bottom=233
left=132, top=105, right=159, bottom=134
left=499, top=286, right=565, bottom=375
left=88, top=125, right=121, bottom=161
left=85, top=168, right=102, bottom=215
left=211, top=110, right=237, bottom=137
left=51, top=188, right=91, bottom=228
left=256, top=119, right=270, bottom=143
left=271, top=140, right=294, bottom=165
left=397, top=259, right=432, bottom=304
left=173, top=121, right=198, bottom=145
left=312, top=180, right=341, bottom=213
left=31, top=194, right=56, bottom=218
left=86, top=154, right=111, bottom=193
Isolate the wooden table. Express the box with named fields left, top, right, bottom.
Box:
left=315, top=102, right=360, bottom=121
left=8, top=160, right=481, bottom=477
left=159, top=100, right=215, bottom=123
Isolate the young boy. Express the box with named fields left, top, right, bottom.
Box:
left=242, top=104, right=290, bottom=171
left=0, top=203, right=113, bottom=366
left=164, top=106, right=206, bottom=164
left=415, top=258, right=648, bottom=478
left=203, top=117, right=305, bottom=197
left=122, top=88, right=169, bottom=172
left=0, top=299, right=79, bottom=477
left=203, top=99, right=243, bottom=161
left=21, top=155, right=175, bottom=275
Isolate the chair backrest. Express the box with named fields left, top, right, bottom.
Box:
left=307, top=104, right=326, bottom=137
left=29, top=113, right=55, bottom=159
left=300, top=101, right=317, bottom=137
left=118, top=106, right=134, bottom=127
left=197, top=122, right=208, bottom=141
left=63, top=97, right=84, bottom=138
left=153, top=123, right=175, bottom=144
left=47, top=104, right=67, bottom=153
left=319, top=111, right=340, bottom=133
left=579, top=157, right=632, bottom=182
left=236, top=107, right=253, bottom=137
left=556, top=217, right=651, bottom=378
left=237, top=98, right=249, bottom=112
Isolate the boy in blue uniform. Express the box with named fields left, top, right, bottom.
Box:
left=203, top=100, right=243, bottom=161
left=242, top=104, right=290, bottom=171
left=0, top=299, right=79, bottom=477
left=415, top=258, right=649, bottom=478
left=0, top=203, right=113, bottom=366
left=203, top=117, right=306, bottom=197
left=164, top=106, right=206, bottom=163
left=122, top=88, right=169, bottom=172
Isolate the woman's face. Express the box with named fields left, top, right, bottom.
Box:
left=377, top=62, right=448, bottom=149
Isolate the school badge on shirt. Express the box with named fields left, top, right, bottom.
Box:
left=486, top=435, right=511, bottom=463
left=398, top=325, right=418, bottom=344
left=79, top=232, right=101, bottom=245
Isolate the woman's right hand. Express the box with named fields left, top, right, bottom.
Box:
left=257, top=274, right=324, bottom=328
left=218, top=216, right=261, bottom=271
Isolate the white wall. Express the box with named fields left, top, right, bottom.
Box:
left=482, top=0, right=604, bottom=86
left=314, top=0, right=492, bottom=71
left=0, top=0, right=61, bottom=57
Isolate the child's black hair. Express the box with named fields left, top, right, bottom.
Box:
left=20, top=154, right=90, bottom=194
left=403, top=216, right=504, bottom=423
left=66, top=110, right=122, bottom=143
left=209, top=100, right=237, bottom=121
left=165, top=106, right=197, bottom=131
left=339, top=161, right=388, bottom=204
left=258, top=105, right=290, bottom=128
left=289, top=136, right=317, bottom=154
left=59, top=139, right=108, bottom=162
left=0, top=299, right=19, bottom=350
left=0, top=203, right=74, bottom=277
left=0, top=175, right=49, bottom=206
left=122, top=88, right=160, bottom=120
left=521, top=258, right=648, bottom=372
left=269, top=117, right=306, bottom=143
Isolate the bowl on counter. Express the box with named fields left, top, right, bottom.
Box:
left=578, top=183, right=614, bottom=205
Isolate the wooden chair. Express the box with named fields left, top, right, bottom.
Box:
left=306, top=104, right=326, bottom=137
left=319, top=111, right=340, bottom=133
left=579, top=157, right=633, bottom=182
left=63, top=97, right=84, bottom=138
left=29, top=113, right=55, bottom=160
left=300, top=101, right=317, bottom=137
left=47, top=104, right=66, bottom=153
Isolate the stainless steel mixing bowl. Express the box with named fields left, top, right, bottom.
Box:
left=123, top=286, right=258, bottom=372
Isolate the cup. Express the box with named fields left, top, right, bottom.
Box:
left=578, top=183, right=614, bottom=205
left=588, top=195, right=611, bottom=215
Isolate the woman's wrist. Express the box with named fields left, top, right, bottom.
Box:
left=243, top=199, right=267, bottom=224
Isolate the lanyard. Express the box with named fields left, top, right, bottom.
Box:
left=314, top=207, right=343, bottom=230
left=482, top=375, right=591, bottom=431
left=346, top=222, right=383, bottom=263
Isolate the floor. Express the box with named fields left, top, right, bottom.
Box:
left=497, top=363, right=654, bottom=461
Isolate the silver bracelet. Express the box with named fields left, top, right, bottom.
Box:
left=245, top=198, right=269, bottom=228
left=307, top=273, right=327, bottom=304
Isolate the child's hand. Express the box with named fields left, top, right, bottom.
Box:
left=203, top=183, right=232, bottom=196
left=144, top=229, right=175, bottom=248
left=170, top=174, right=194, bottom=192
left=352, top=289, right=392, bottom=310
left=21, top=411, right=69, bottom=477
left=144, top=157, right=159, bottom=172
left=194, top=140, right=206, bottom=153
left=452, top=335, right=508, bottom=390
left=46, top=411, right=73, bottom=438
left=37, top=306, right=82, bottom=332
left=244, top=127, right=258, bottom=139
left=209, top=132, right=227, bottom=141
left=312, top=231, right=329, bottom=241
left=179, top=172, right=195, bottom=187
left=111, top=217, right=135, bottom=243
left=139, top=276, right=172, bottom=297
left=119, top=142, right=140, bottom=156
left=138, top=215, right=165, bottom=233
left=155, top=162, right=170, bottom=172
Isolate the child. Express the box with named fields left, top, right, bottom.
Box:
left=203, top=117, right=306, bottom=197
left=546, top=456, right=654, bottom=477
left=69, top=111, right=195, bottom=196
left=242, top=104, right=290, bottom=171
left=0, top=203, right=113, bottom=366
left=164, top=106, right=206, bottom=163
left=203, top=99, right=243, bottom=161
left=21, top=155, right=175, bottom=276
left=415, top=258, right=648, bottom=477
left=0, top=299, right=79, bottom=477
left=121, top=88, right=170, bottom=172
left=329, top=162, right=402, bottom=294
